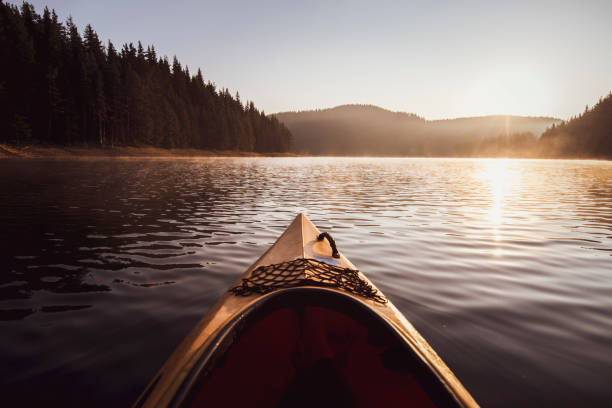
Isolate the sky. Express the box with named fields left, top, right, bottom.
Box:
left=25, top=0, right=612, bottom=120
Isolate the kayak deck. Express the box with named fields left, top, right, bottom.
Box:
left=134, top=214, right=478, bottom=408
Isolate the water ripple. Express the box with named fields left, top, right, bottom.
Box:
left=0, top=158, right=611, bottom=407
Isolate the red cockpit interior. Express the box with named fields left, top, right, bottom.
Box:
left=187, top=305, right=439, bottom=408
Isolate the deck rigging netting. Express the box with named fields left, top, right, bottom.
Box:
left=229, top=258, right=387, bottom=304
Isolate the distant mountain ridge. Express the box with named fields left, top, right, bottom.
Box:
left=274, top=105, right=561, bottom=156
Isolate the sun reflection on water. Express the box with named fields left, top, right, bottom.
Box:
left=477, top=159, right=520, bottom=254
left=1, top=158, right=612, bottom=408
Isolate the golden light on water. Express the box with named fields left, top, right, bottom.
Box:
left=477, top=159, right=520, bottom=256
left=487, top=159, right=510, bottom=226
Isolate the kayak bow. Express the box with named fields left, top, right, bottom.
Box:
left=134, top=214, right=478, bottom=408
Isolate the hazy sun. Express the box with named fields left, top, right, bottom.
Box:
left=464, top=66, right=547, bottom=116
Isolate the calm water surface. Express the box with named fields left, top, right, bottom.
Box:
left=1, top=157, right=611, bottom=407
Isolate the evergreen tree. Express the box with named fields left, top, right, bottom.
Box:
left=0, top=2, right=291, bottom=152
left=539, top=92, right=612, bottom=158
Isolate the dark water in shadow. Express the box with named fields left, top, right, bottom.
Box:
left=1, top=157, right=611, bottom=407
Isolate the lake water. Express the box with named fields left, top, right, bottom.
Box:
left=1, top=157, right=611, bottom=407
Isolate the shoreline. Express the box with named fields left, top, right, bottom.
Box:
left=0, top=144, right=298, bottom=159
left=1, top=144, right=608, bottom=161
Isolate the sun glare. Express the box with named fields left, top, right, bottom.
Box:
left=485, top=159, right=513, bottom=223
left=477, top=159, right=520, bottom=254
left=464, top=66, right=548, bottom=116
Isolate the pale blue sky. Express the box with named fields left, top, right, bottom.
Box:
left=26, top=0, right=612, bottom=119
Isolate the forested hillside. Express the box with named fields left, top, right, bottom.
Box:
left=274, top=105, right=560, bottom=156
left=275, top=105, right=426, bottom=155
left=538, top=93, right=612, bottom=158
left=0, top=2, right=291, bottom=152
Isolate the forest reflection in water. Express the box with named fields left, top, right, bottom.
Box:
left=1, top=157, right=611, bottom=407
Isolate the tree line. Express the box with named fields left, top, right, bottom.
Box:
left=452, top=132, right=539, bottom=157
left=435, top=96, right=612, bottom=158
left=277, top=98, right=612, bottom=158
left=538, top=92, right=612, bottom=158
left=0, top=1, right=291, bottom=152
left=274, top=105, right=559, bottom=156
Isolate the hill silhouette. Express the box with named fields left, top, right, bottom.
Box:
left=274, top=105, right=560, bottom=156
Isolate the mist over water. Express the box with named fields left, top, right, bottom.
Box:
left=1, top=157, right=611, bottom=407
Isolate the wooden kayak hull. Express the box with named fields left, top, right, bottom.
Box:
left=134, top=214, right=478, bottom=408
